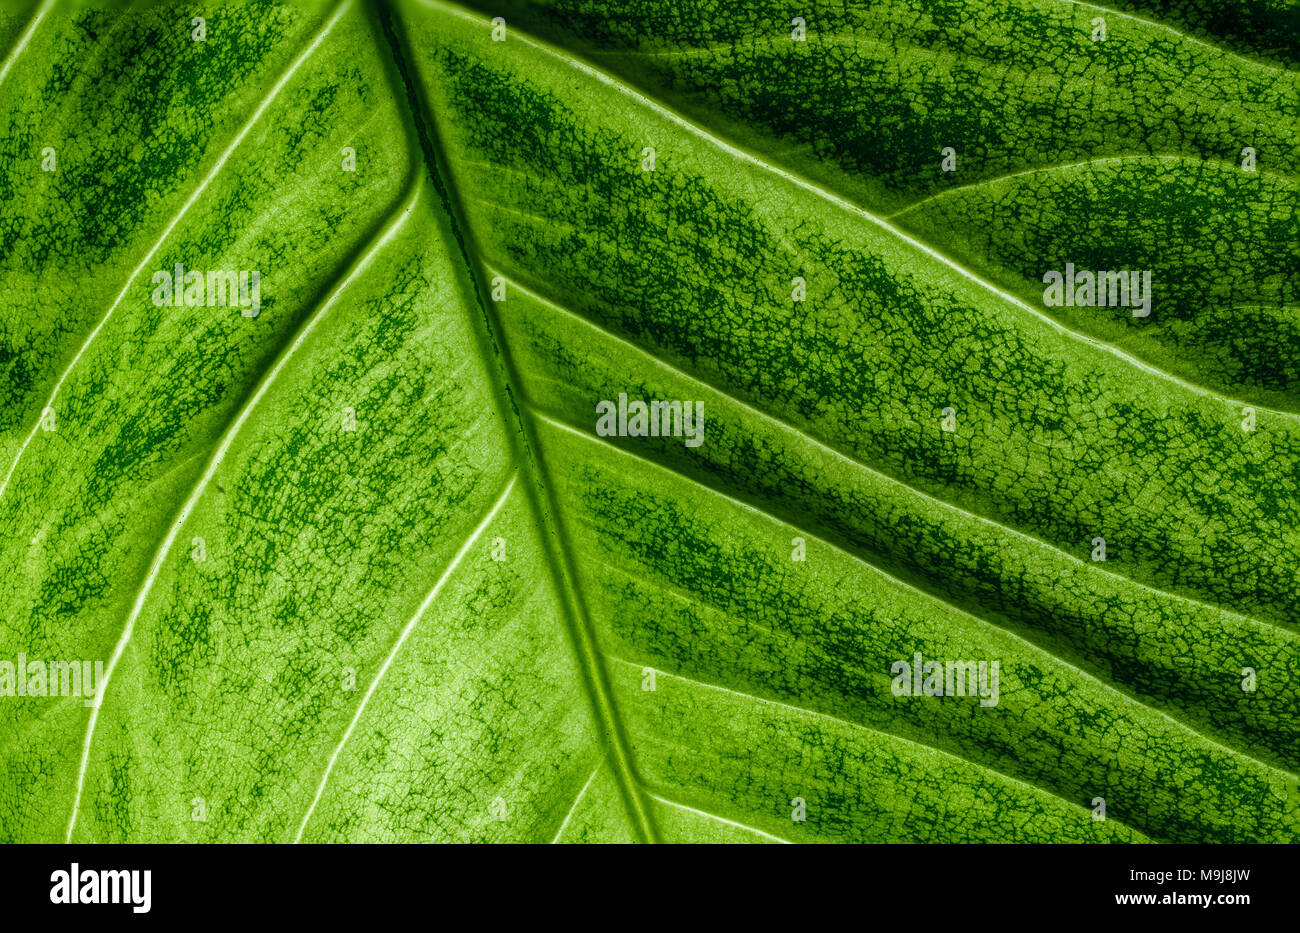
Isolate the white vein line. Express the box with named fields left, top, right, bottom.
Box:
left=0, top=0, right=353, bottom=509
left=422, top=0, right=1299, bottom=422
left=549, top=763, right=600, bottom=843
left=591, top=13, right=1295, bottom=135
left=646, top=793, right=792, bottom=844
left=589, top=5, right=1283, bottom=76
left=499, top=270, right=1298, bottom=644
left=1057, top=0, right=1283, bottom=66
left=547, top=416, right=1297, bottom=782
left=295, top=475, right=518, bottom=843
left=65, top=180, right=420, bottom=843
left=886, top=153, right=1274, bottom=218
left=0, top=0, right=54, bottom=89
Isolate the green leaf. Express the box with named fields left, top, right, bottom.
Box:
left=1, top=0, right=1297, bottom=843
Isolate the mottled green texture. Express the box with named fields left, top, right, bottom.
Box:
left=897, top=157, right=1300, bottom=408
left=467, top=0, right=1300, bottom=407
left=1, top=0, right=1296, bottom=843
left=1102, top=0, right=1300, bottom=67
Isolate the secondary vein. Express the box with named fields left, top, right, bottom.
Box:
left=424, top=0, right=1300, bottom=423
left=65, top=180, right=422, bottom=843
left=0, top=0, right=354, bottom=512
left=295, top=474, right=518, bottom=843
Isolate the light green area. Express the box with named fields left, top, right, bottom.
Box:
left=0, top=0, right=628, bottom=844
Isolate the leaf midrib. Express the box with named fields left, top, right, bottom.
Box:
left=375, top=0, right=662, bottom=843
left=19, top=0, right=1295, bottom=843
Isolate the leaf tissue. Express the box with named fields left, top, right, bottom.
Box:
left=0, top=0, right=1297, bottom=844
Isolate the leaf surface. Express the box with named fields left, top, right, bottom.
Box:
left=0, top=0, right=1297, bottom=843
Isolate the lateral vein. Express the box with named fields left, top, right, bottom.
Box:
left=548, top=761, right=601, bottom=843
left=542, top=413, right=1297, bottom=783
left=0, top=0, right=354, bottom=510
left=377, top=0, right=661, bottom=843
left=606, top=657, right=1150, bottom=839
left=887, top=153, right=1293, bottom=218
left=646, top=792, right=792, bottom=844
left=0, top=0, right=54, bottom=90
left=423, top=0, right=1300, bottom=422
left=295, top=474, right=518, bottom=843
left=497, top=269, right=1296, bottom=644
left=65, top=179, right=421, bottom=842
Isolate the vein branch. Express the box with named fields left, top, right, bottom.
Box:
left=65, top=180, right=422, bottom=842
left=295, top=474, right=518, bottom=843
left=0, top=0, right=355, bottom=510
